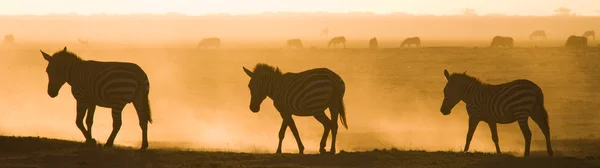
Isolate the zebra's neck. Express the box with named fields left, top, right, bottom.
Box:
left=64, top=60, right=82, bottom=85
left=459, top=80, right=484, bottom=103
left=266, top=73, right=282, bottom=100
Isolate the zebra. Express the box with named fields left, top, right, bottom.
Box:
left=565, top=35, right=587, bottom=47
left=328, top=36, right=346, bottom=48
left=40, top=47, right=153, bottom=150
left=3, top=34, right=14, bottom=45
left=287, top=39, right=303, bottom=48
left=242, top=63, right=348, bottom=154
left=401, top=37, right=420, bottom=48
left=198, top=37, right=221, bottom=48
left=582, top=30, right=595, bottom=40
left=78, top=38, right=89, bottom=45
left=369, top=37, right=378, bottom=49
left=490, top=36, right=514, bottom=48
left=529, top=30, right=547, bottom=40
left=440, top=69, right=553, bottom=157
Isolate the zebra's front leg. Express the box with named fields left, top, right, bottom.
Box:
left=283, top=116, right=304, bottom=154
left=276, top=120, right=288, bottom=154
left=314, top=112, right=331, bottom=154
left=104, top=107, right=124, bottom=148
left=464, top=118, right=480, bottom=152
left=487, top=122, right=501, bottom=154
left=75, top=102, right=92, bottom=146
left=85, top=105, right=97, bottom=145
left=518, top=119, right=532, bottom=157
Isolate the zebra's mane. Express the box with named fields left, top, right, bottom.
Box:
left=253, top=63, right=282, bottom=76
left=451, top=72, right=484, bottom=85
left=52, top=50, right=83, bottom=61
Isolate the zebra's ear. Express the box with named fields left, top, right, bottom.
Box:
left=63, top=47, right=67, bottom=51
left=444, top=69, right=450, bottom=80
left=41, top=50, right=52, bottom=61
left=243, top=67, right=253, bottom=77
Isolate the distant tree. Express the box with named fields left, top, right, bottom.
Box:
left=461, top=8, right=478, bottom=16
left=554, top=7, right=576, bottom=16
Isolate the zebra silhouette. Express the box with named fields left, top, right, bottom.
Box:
left=440, top=70, right=553, bottom=157
left=565, top=35, right=587, bottom=47
left=583, top=30, right=595, bottom=40
left=529, top=30, right=547, bottom=40
left=40, top=47, right=153, bottom=150
left=243, top=63, right=348, bottom=154
left=369, top=37, right=378, bottom=49
left=328, top=36, right=346, bottom=48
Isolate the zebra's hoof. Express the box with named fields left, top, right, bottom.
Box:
left=319, top=149, right=327, bottom=154
left=86, top=139, right=97, bottom=144
left=104, top=143, right=114, bottom=148
left=140, top=144, right=148, bottom=150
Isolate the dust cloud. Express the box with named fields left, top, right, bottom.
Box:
left=1, top=14, right=599, bottom=154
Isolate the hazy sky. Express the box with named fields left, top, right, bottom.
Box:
left=0, top=0, right=598, bottom=16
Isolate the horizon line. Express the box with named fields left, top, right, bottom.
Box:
left=0, top=11, right=598, bottom=17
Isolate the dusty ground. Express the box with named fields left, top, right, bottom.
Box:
left=1, top=42, right=600, bottom=167
left=0, top=136, right=599, bottom=168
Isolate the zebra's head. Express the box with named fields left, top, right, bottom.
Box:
left=244, top=64, right=281, bottom=113
left=41, top=47, right=73, bottom=98
left=441, top=69, right=462, bottom=115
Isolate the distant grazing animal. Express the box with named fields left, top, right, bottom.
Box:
left=3, top=34, right=14, bottom=45
left=198, top=37, right=221, bottom=48
left=243, top=63, right=348, bottom=154
left=565, top=35, right=587, bottom=47
left=287, top=39, right=303, bottom=48
left=40, top=47, right=153, bottom=150
left=490, top=36, right=514, bottom=48
left=440, top=70, right=553, bottom=157
left=78, top=38, right=88, bottom=45
left=328, top=36, right=346, bottom=48
left=401, top=37, right=421, bottom=48
left=583, top=30, right=595, bottom=40
left=529, top=30, right=546, bottom=40
left=369, top=37, right=378, bottom=49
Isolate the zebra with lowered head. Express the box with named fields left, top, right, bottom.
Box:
left=440, top=69, right=553, bottom=157
left=40, top=47, right=153, bottom=150
left=243, top=63, right=348, bottom=154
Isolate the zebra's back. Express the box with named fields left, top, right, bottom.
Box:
left=476, top=79, right=543, bottom=124
left=276, top=68, right=344, bottom=116
left=71, top=61, right=149, bottom=108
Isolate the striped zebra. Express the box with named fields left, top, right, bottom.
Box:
left=40, top=47, right=153, bottom=150
left=440, top=70, right=553, bottom=157
left=243, top=63, right=348, bottom=154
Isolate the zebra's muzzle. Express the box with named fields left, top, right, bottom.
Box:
left=250, top=105, right=260, bottom=113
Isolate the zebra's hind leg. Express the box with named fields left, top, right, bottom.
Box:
left=133, top=100, right=150, bottom=150
left=283, top=115, right=305, bottom=154
left=517, top=119, right=532, bottom=157
left=530, top=107, right=553, bottom=156
left=314, top=112, right=331, bottom=154
left=104, top=107, right=124, bottom=148
left=464, top=118, right=480, bottom=152
left=487, top=122, right=501, bottom=154
left=85, top=105, right=97, bottom=145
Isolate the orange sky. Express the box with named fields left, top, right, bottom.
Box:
left=0, top=0, right=598, bottom=16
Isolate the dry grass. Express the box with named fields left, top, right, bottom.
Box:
left=0, top=136, right=599, bottom=168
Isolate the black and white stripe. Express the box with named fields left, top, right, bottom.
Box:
left=440, top=69, right=553, bottom=157
left=243, top=63, right=347, bottom=154
left=41, top=47, right=152, bottom=150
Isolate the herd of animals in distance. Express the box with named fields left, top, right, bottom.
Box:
left=1, top=30, right=596, bottom=48
left=0, top=28, right=597, bottom=159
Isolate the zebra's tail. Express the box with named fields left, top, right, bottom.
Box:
left=338, top=100, right=348, bottom=129
left=141, top=79, right=153, bottom=124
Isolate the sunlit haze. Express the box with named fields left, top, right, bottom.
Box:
left=1, top=0, right=599, bottom=16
